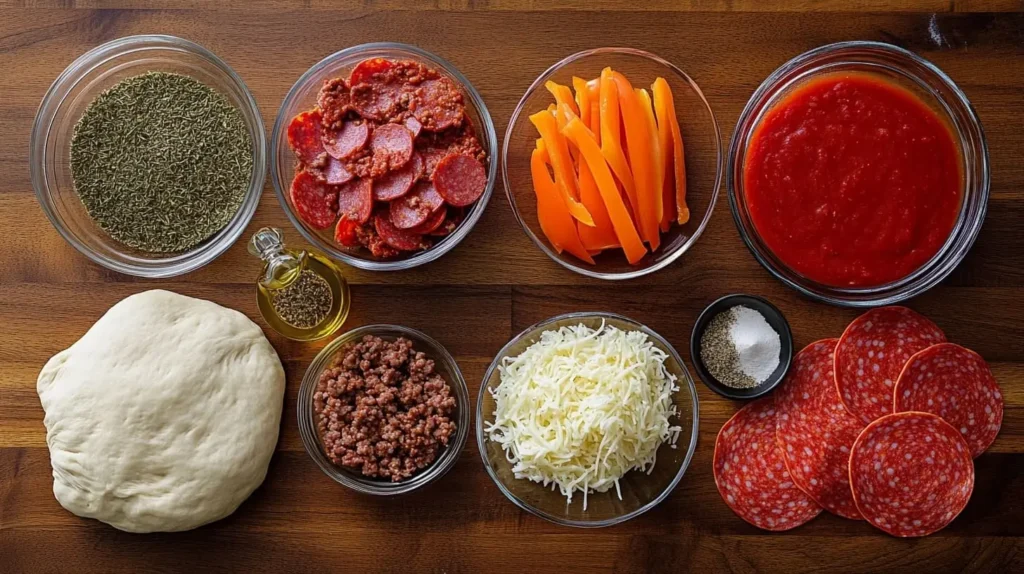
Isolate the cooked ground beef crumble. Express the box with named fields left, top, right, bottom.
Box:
left=313, top=335, right=457, bottom=481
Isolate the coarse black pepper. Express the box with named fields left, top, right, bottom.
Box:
left=271, top=270, right=333, bottom=329
left=700, top=310, right=758, bottom=389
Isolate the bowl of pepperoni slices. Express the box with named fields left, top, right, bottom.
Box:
left=271, top=43, right=498, bottom=270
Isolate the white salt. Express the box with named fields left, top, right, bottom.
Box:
left=728, top=305, right=781, bottom=385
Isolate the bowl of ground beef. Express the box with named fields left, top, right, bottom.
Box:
left=298, top=324, right=470, bottom=494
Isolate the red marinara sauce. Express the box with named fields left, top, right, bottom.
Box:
left=743, top=73, right=962, bottom=287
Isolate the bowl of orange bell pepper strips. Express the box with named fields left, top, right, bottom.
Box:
left=503, top=48, right=723, bottom=279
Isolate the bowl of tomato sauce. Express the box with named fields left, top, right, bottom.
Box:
left=728, top=41, right=988, bottom=307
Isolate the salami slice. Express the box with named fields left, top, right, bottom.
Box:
left=835, top=306, right=947, bottom=425
left=408, top=206, right=447, bottom=235
left=849, top=411, right=974, bottom=537
left=336, top=178, right=373, bottom=224
left=370, top=123, right=415, bottom=172
left=317, top=78, right=352, bottom=128
left=289, top=171, right=337, bottom=229
left=433, top=154, right=487, bottom=207
left=775, top=339, right=864, bottom=520
left=334, top=217, right=360, bottom=247
left=373, top=213, right=429, bottom=252
left=894, top=343, right=1003, bottom=458
left=373, top=153, right=424, bottom=202
left=389, top=181, right=444, bottom=229
left=349, top=58, right=394, bottom=87
left=350, top=81, right=402, bottom=122
left=323, top=120, right=369, bottom=160
left=411, top=77, right=465, bottom=132
left=287, top=110, right=326, bottom=165
left=322, top=157, right=353, bottom=186
left=714, top=397, right=823, bottom=531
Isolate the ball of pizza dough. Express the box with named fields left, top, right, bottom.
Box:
left=37, top=290, right=285, bottom=533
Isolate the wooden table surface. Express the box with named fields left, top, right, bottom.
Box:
left=2, top=2, right=1023, bottom=572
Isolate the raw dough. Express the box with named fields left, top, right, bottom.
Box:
left=37, top=290, right=285, bottom=533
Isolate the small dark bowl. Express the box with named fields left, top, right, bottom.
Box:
left=690, top=294, right=793, bottom=400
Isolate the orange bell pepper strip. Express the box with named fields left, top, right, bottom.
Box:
left=545, top=81, right=579, bottom=117
left=577, top=149, right=620, bottom=252
left=589, top=101, right=601, bottom=146
left=611, top=72, right=659, bottom=250
left=563, top=117, right=646, bottom=264
left=572, top=77, right=591, bottom=127
left=599, top=68, right=639, bottom=223
left=636, top=88, right=672, bottom=231
left=531, top=147, right=594, bottom=264
left=529, top=110, right=594, bottom=226
left=653, top=78, right=689, bottom=225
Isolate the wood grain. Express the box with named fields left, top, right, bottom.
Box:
left=1, top=4, right=1023, bottom=573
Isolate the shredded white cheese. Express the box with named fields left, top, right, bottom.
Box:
left=485, top=321, right=681, bottom=509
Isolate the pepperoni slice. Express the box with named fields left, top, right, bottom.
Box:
left=849, top=411, right=974, bottom=537
left=894, top=343, right=1003, bottom=458
left=714, top=397, right=823, bottom=531
left=289, top=171, right=337, bottom=229
left=334, top=217, right=360, bottom=247
left=350, top=82, right=402, bottom=122
left=403, top=116, right=423, bottom=138
left=317, top=78, right=352, bottom=128
left=287, top=110, right=326, bottom=165
left=370, top=123, right=414, bottom=172
left=835, top=306, right=947, bottom=425
left=373, top=153, right=424, bottom=202
left=373, top=213, right=428, bottom=252
left=389, top=181, right=444, bottom=229
left=429, top=207, right=464, bottom=237
left=408, top=206, right=447, bottom=235
left=323, top=120, right=369, bottom=160
left=336, top=178, right=373, bottom=224
left=775, top=339, right=865, bottom=520
left=433, top=154, right=487, bottom=207
left=349, top=58, right=394, bottom=87
left=321, top=157, right=353, bottom=186
left=412, top=77, right=465, bottom=132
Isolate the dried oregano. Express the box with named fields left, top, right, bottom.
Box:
left=70, top=72, right=253, bottom=253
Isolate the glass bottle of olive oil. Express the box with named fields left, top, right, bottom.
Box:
left=248, top=227, right=350, bottom=341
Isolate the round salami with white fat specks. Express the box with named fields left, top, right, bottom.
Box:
left=775, top=339, right=864, bottom=520
left=849, top=411, right=974, bottom=538
left=894, top=343, right=1003, bottom=458
left=835, top=306, right=946, bottom=425
left=714, top=397, right=822, bottom=531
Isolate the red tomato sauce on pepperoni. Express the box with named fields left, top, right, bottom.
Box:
left=743, top=73, right=962, bottom=287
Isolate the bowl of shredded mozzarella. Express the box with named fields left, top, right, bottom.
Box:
left=476, top=312, right=699, bottom=527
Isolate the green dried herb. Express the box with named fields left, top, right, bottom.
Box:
left=271, top=270, right=333, bottom=329
left=70, top=72, right=253, bottom=253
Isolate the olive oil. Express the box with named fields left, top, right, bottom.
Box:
left=248, top=227, right=350, bottom=341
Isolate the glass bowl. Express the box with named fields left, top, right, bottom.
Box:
left=271, top=42, right=498, bottom=271
left=30, top=34, right=267, bottom=278
left=503, top=48, right=723, bottom=280
left=297, top=324, right=470, bottom=495
left=728, top=41, right=989, bottom=307
left=476, top=312, right=700, bottom=527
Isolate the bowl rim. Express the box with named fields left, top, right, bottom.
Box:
left=270, top=42, right=498, bottom=272
left=726, top=40, right=990, bottom=307
left=502, top=47, right=724, bottom=280
left=297, top=323, right=471, bottom=495
left=688, top=293, right=794, bottom=400
left=30, top=33, right=267, bottom=278
left=475, top=311, right=700, bottom=527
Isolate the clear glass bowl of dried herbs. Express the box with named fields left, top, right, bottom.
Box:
left=31, top=34, right=267, bottom=278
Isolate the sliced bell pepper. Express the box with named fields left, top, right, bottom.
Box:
left=577, top=149, right=620, bottom=252
left=636, top=88, right=672, bottom=231
left=589, top=101, right=601, bottom=146
left=611, top=71, right=659, bottom=250
left=599, top=68, right=639, bottom=223
left=545, top=81, right=579, bottom=117
left=563, top=117, right=646, bottom=264
left=572, top=76, right=591, bottom=128
left=653, top=78, right=689, bottom=225
left=531, top=146, right=593, bottom=264
left=530, top=110, right=594, bottom=226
